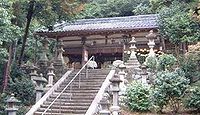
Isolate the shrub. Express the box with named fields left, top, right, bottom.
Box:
left=125, top=82, right=150, bottom=112
left=157, top=54, right=177, bottom=71
left=145, top=56, right=158, bottom=71
left=185, top=86, right=200, bottom=112
left=151, top=69, right=189, bottom=113
left=7, top=77, right=35, bottom=105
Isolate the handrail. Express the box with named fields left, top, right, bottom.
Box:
left=42, top=56, right=95, bottom=114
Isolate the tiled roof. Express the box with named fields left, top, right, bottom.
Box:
left=36, top=14, right=158, bottom=33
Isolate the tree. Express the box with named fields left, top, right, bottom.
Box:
left=158, top=1, right=200, bottom=55
left=77, top=0, right=152, bottom=19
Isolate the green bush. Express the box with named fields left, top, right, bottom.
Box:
left=145, top=56, right=158, bottom=71
left=180, top=55, right=200, bottom=83
left=157, top=54, right=177, bottom=71
left=185, top=86, right=200, bottom=111
left=125, top=82, right=150, bottom=112
left=7, top=77, right=35, bottom=106
left=151, top=69, right=189, bottom=113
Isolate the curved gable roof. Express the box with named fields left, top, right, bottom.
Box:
left=35, top=14, right=158, bottom=37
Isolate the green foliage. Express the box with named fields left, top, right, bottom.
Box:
left=159, top=2, right=200, bottom=45
left=152, top=69, right=189, bottom=113
left=78, top=0, right=152, bottom=18
left=7, top=76, right=35, bottom=105
left=145, top=56, right=158, bottom=71
left=180, top=55, right=200, bottom=83
left=157, top=54, right=177, bottom=71
left=125, top=82, right=150, bottom=112
left=185, top=86, right=200, bottom=111
left=0, top=93, right=7, bottom=114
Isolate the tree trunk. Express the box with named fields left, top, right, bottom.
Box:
left=3, top=42, right=14, bottom=92
left=18, top=0, right=35, bottom=66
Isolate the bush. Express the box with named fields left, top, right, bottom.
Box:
left=125, top=82, right=150, bottom=112
left=145, top=56, right=158, bottom=71
left=151, top=69, right=189, bottom=113
left=157, top=54, right=177, bottom=71
left=185, top=86, right=200, bottom=111
left=7, top=77, right=35, bottom=105
left=180, top=55, right=200, bottom=83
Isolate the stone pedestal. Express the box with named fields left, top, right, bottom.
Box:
left=5, top=94, right=20, bottom=115
left=109, top=74, right=122, bottom=115
left=35, top=86, right=44, bottom=102
left=99, top=93, right=110, bottom=115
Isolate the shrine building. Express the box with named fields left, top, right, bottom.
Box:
left=34, top=14, right=167, bottom=68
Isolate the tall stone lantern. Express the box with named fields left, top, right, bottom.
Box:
left=53, top=40, right=65, bottom=78
left=109, top=74, right=122, bottom=115
left=37, top=37, right=49, bottom=76
left=125, top=37, right=140, bottom=68
left=146, top=30, right=157, bottom=57
left=5, top=94, right=20, bottom=115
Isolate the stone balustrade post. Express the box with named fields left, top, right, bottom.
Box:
left=109, top=74, right=122, bottom=115
left=140, top=64, right=148, bottom=85
left=5, top=94, right=20, bottom=115
left=46, top=63, right=55, bottom=88
left=146, top=30, right=157, bottom=57
left=118, top=64, right=127, bottom=95
left=99, top=93, right=110, bottom=115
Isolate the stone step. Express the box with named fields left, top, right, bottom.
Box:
left=49, top=94, right=95, bottom=99
left=40, top=105, right=89, bottom=110
left=36, top=108, right=87, bottom=114
left=46, top=97, right=94, bottom=103
left=43, top=101, right=91, bottom=106
left=60, top=84, right=101, bottom=88
left=55, top=88, right=98, bottom=93
left=34, top=112, right=84, bottom=115
left=45, top=98, right=92, bottom=103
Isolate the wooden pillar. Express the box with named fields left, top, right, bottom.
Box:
left=81, top=37, right=88, bottom=66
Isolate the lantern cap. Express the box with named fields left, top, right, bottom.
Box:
left=146, top=30, right=157, bottom=39
left=118, top=64, right=126, bottom=69
left=109, top=74, right=122, bottom=83
left=6, top=94, right=20, bottom=103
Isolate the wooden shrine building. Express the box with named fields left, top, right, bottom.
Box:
left=35, top=14, right=165, bottom=68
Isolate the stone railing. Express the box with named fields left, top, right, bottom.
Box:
left=85, top=69, right=116, bottom=115
left=25, top=70, right=73, bottom=115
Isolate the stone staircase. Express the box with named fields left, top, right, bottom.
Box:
left=34, top=69, right=110, bottom=115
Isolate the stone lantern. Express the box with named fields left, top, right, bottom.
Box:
left=30, top=65, right=47, bottom=103
left=5, top=94, right=20, bottom=115
left=125, top=37, right=140, bottom=69
left=109, top=74, right=122, bottom=115
left=118, top=64, right=127, bottom=95
left=29, top=65, right=39, bottom=85
left=99, top=93, right=110, bottom=115
left=33, top=73, right=47, bottom=102
left=38, top=37, right=49, bottom=67
left=53, top=40, right=65, bottom=78
left=146, top=30, right=157, bottom=57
